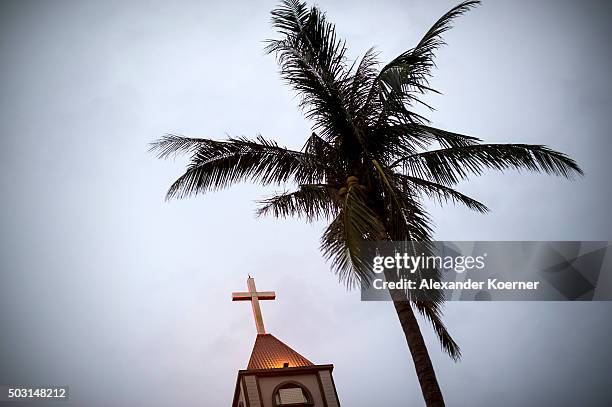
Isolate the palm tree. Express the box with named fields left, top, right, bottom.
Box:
left=151, top=1, right=582, bottom=405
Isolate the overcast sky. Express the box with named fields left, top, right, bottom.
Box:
left=1, top=0, right=612, bottom=406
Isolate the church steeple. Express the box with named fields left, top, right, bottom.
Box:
left=231, top=276, right=341, bottom=407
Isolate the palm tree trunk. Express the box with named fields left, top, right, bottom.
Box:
left=385, top=270, right=445, bottom=407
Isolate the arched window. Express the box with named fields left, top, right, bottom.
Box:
left=272, top=381, right=313, bottom=406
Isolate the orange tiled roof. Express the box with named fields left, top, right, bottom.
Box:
left=247, top=334, right=314, bottom=370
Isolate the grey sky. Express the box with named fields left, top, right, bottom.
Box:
left=1, top=0, right=611, bottom=406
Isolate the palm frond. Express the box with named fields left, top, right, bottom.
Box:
left=395, top=143, right=583, bottom=185
left=269, top=0, right=310, bottom=36
left=369, top=1, right=480, bottom=122
left=302, top=132, right=336, bottom=160
left=321, top=183, right=385, bottom=288
left=347, top=47, right=380, bottom=117
left=379, top=0, right=480, bottom=85
left=320, top=215, right=353, bottom=286
left=369, top=124, right=482, bottom=165
left=266, top=1, right=362, bottom=146
left=398, top=174, right=489, bottom=213
left=152, top=135, right=326, bottom=199
left=415, top=125, right=482, bottom=148
left=413, top=300, right=461, bottom=361
left=414, top=0, right=481, bottom=58
left=371, top=160, right=434, bottom=242
left=149, top=134, right=222, bottom=159
left=256, top=184, right=339, bottom=221
left=268, top=2, right=347, bottom=80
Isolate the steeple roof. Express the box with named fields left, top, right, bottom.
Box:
left=247, top=334, right=314, bottom=370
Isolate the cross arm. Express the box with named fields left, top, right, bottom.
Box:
left=253, top=291, right=276, bottom=300
left=231, top=291, right=276, bottom=301
left=232, top=292, right=251, bottom=301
